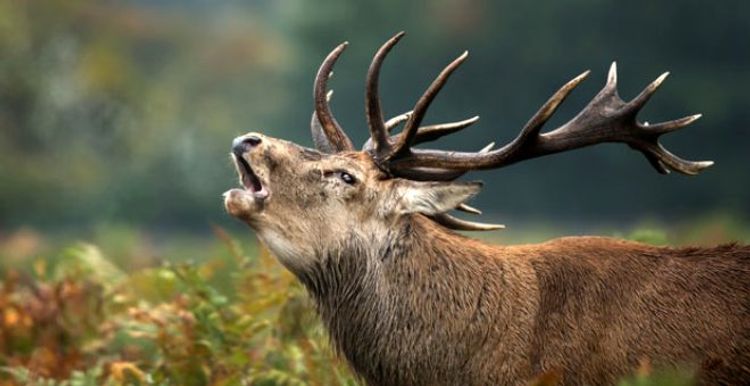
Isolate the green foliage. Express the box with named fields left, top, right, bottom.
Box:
left=626, top=227, right=670, bottom=246
left=0, top=230, right=359, bottom=386
left=617, top=365, right=695, bottom=386
left=1, top=220, right=735, bottom=385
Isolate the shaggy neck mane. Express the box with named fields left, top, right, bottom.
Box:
left=294, top=215, right=513, bottom=385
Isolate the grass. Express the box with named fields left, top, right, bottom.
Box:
left=1, top=215, right=747, bottom=385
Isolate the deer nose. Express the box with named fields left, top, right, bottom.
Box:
left=232, top=134, right=262, bottom=154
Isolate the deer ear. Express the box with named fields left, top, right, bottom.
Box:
left=395, top=180, right=482, bottom=215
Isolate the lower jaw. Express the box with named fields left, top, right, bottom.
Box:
left=223, top=188, right=260, bottom=219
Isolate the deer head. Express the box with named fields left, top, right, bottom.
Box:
left=224, top=31, right=711, bottom=272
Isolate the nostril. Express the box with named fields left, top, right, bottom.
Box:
left=244, top=135, right=262, bottom=147
left=232, top=134, right=262, bottom=154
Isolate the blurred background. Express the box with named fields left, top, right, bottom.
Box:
left=1, top=0, right=748, bottom=256
left=0, top=1, right=747, bottom=383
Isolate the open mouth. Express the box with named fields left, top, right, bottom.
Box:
left=232, top=151, right=269, bottom=200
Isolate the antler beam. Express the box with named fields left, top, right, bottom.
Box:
left=389, top=62, right=712, bottom=176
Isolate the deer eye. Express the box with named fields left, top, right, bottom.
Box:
left=339, top=171, right=357, bottom=185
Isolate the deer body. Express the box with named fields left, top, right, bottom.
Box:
left=224, top=33, right=748, bottom=384
left=294, top=216, right=750, bottom=385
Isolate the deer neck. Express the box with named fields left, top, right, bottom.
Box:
left=294, top=215, right=512, bottom=385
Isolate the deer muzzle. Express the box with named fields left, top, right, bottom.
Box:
left=224, top=133, right=271, bottom=219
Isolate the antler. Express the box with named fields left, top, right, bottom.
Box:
left=362, top=113, right=480, bottom=152
left=365, top=32, right=405, bottom=160
left=311, top=42, right=354, bottom=152
left=308, top=32, right=713, bottom=231
left=387, top=61, right=712, bottom=176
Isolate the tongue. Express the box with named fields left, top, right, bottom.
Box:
left=253, top=187, right=269, bottom=199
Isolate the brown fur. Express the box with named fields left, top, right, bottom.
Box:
left=225, top=133, right=750, bottom=385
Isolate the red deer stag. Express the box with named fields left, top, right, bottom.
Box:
left=224, top=32, right=749, bottom=385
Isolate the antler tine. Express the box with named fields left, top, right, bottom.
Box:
left=647, top=113, right=702, bottom=135
left=362, top=114, right=479, bottom=152
left=386, top=112, right=478, bottom=138
left=606, top=61, right=618, bottom=90
left=388, top=63, right=713, bottom=176
left=626, top=71, right=669, bottom=114
left=388, top=51, right=469, bottom=159
left=519, top=71, right=590, bottom=141
left=313, top=42, right=354, bottom=152
left=362, top=112, right=479, bottom=151
left=632, top=137, right=713, bottom=175
left=366, top=32, right=406, bottom=159
left=456, top=203, right=482, bottom=215
left=385, top=111, right=413, bottom=131
left=410, top=116, right=481, bottom=145
left=430, top=213, right=505, bottom=231
left=311, top=90, right=339, bottom=153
